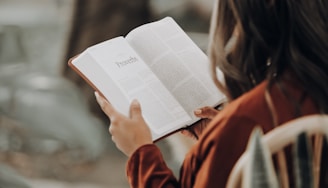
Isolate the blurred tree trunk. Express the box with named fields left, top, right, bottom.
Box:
left=61, top=0, right=152, bottom=120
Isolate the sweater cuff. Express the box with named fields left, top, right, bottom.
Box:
left=126, top=144, right=163, bottom=177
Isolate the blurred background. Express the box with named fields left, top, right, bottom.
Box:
left=0, top=0, right=214, bottom=187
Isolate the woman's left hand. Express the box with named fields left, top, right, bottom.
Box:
left=181, top=106, right=220, bottom=139
left=95, top=92, right=152, bottom=157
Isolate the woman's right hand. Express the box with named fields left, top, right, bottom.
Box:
left=181, top=106, right=221, bottom=140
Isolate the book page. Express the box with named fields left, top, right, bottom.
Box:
left=70, top=48, right=131, bottom=118
left=72, top=37, right=191, bottom=140
left=126, top=17, right=225, bottom=122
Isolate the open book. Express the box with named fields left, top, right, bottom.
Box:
left=68, top=17, right=226, bottom=142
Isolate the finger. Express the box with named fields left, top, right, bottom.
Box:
left=109, top=126, right=117, bottom=144
left=180, top=129, right=198, bottom=140
left=95, top=91, right=116, bottom=118
left=111, top=135, right=116, bottom=143
left=202, top=106, right=219, bottom=118
left=109, top=125, right=114, bottom=135
left=194, top=106, right=219, bottom=119
left=129, top=99, right=142, bottom=119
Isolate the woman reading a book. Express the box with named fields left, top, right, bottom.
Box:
left=95, top=0, right=328, bottom=187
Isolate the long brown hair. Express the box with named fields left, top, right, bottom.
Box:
left=209, top=0, right=328, bottom=113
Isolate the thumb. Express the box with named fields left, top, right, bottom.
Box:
left=129, top=99, right=142, bottom=119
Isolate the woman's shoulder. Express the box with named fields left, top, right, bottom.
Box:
left=189, top=81, right=273, bottom=161
left=198, top=81, right=274, bottom=144
left=199, top=77, right=317, bottom=145
left=214, top=81, right=271, bottom=126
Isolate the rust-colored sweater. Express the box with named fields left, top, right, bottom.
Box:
left=126, top=80, right=327, bottom=187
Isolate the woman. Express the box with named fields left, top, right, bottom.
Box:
left=95, top=0, right=328, bottom=187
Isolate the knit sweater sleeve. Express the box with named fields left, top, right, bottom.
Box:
left=126, top=144, right=180, bottom=188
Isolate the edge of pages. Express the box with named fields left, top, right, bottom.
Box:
left=67, top=17, right=226, bottom=142
left=69, top=55, right=224, bottom=142
left=68, top=56, right=106, bottom=98
left=68, top=54, right=193, bottom=143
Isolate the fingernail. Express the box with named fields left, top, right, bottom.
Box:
left=194, top=109, right=202, bottom=115
left=131, top=99, right=139, bottom=106
left=94, top=91, right=100, bottom=99
left=94, top=91, right=104, bottom=106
